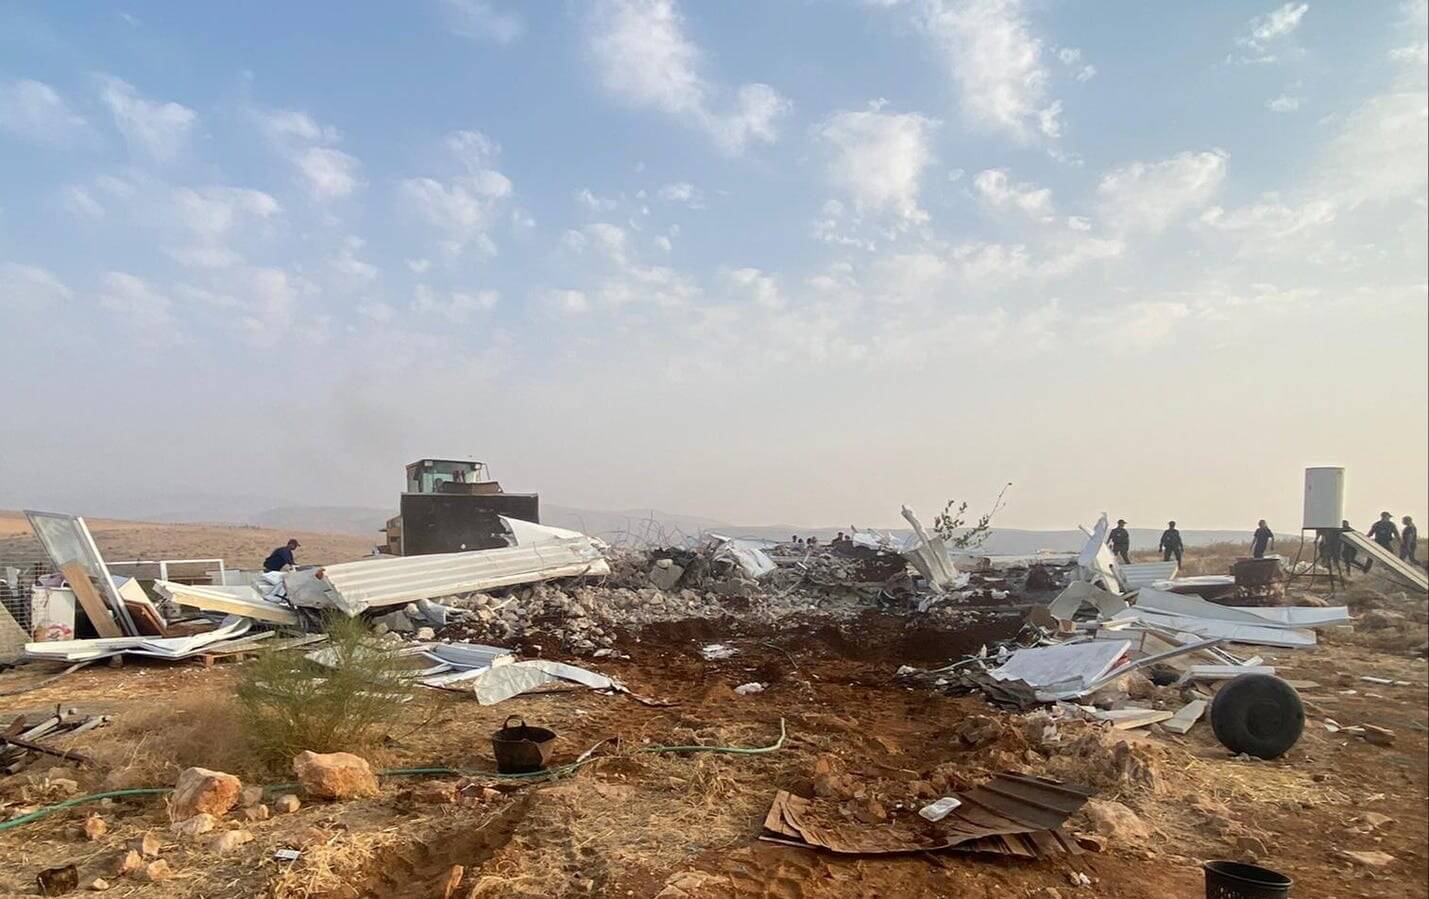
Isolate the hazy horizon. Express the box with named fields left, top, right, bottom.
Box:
left=2, top=1, right=1425, bottom=534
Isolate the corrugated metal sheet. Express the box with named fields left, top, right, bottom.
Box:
left=1341, top=531, right=1428, bottom=592
left=762, top=773, right=1093, bottom=857
left=1119, top=561, right=1179, bottom=589
left=312, top=533, right=609, bottom=613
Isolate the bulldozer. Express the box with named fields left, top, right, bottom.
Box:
left=382, top=459, right=540, bottom=556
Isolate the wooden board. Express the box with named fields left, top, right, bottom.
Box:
left=60, top=562, right=123, bottom=638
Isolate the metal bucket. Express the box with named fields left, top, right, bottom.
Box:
left=490, top=716, right=556, bottom=774
left=1204, top=860, right=1292, bottom=899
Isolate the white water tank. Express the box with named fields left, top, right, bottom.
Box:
left=1304, top=467, right=1345, bottom=529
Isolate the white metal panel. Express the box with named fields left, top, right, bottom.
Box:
left=988, top=640, right=1132, bottom=688
left=24, top=511, right=138, bottom=635
left=1341, top=530, right=1428, bottom=592
left=1118, top=561, right=1179, bottom=590
left=1303, top=467, right=1346, bottom=530
left=316, top=536, right=609, bottom=613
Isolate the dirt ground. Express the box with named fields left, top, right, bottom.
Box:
left=0, top=511, right=377, bottom=571
left=0, top=539, right=1426, bottom=898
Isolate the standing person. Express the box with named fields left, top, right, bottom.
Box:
left=1339, top=519, right=1365, bottom=573
left=1400, top=516, right=1419, bottom=564
left=1251, top=520, right=1275, bottom=558
left=1368, top=512, right=1400, bottom=550
left=263, top=538, right=301, bottom=572
left=1107, top=519, right=1131, bottom=564
left=1159, top=521, right=1184, bottom=566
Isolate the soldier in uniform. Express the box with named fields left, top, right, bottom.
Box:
left=1107, top=519, right=1131, bottom=564
left=1158, top=521, right=1184, bottom=566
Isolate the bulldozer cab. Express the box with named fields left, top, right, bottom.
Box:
left=405, top=459, right=498, bottom=495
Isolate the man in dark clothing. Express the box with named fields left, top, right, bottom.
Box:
left=1107, top=519, right=1131, bottom=564
left=1401, top=516, right=1419, bottom=564
left=1338, top=519, right=1365, bottom=573
left=263, top=538, right=301, bottom=572
left=1368, top=512, right=1399, bottom=550
left=1251, top=520, right=1274, bottom=558
left=1159, top=521, right=1184, bottom=565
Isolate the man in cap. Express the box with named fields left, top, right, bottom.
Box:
left=1107, top=519, right=1131, bottom=564
left=263, top=538, right=301, bottom=572
left=1158, top=521, right=1184, bottom=566
left=1368, top=512, right=1400, bottom=551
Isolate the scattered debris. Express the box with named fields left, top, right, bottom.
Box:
left=917, top=797, right=962, bottom=822
left=734, top=682, right=765, bottom=696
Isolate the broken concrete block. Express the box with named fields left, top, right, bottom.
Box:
left=953, top=715, right=1005, bottom=748
left=273, top=794, right=301, bottom=814
left=292, top=751, right=379, bottom=800
left=1339, top=849, right=1395, bottom=867
left=415, top=626, right=437, bottom=641
left=169, top=767, right=242, bottom=822
left=239, top=785, right=264, bottom=808
left=1361, top=724, right=1396, bottom=746
left=649, top=560, right=685, bottom=592
left=170, top=813, right=216, bottom=839
left=1080, top=800, right=1153, bottom=843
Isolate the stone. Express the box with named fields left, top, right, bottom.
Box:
left=169, top=767, right=242, bottom=822
left=83, top=813, right=107, bottom=841
left=410, top=780, right=460, bottom=805
left=209, top=829, right=254, bottom=854
left=374, top=610, right=414, bottom=633
left=37, top=865, right=79, bottom=895
left=170, top=813, right=217, bottom=839
left=273, top=794, right=301, bottom=814
left=292, top=751, right=380, bottom=800
left=1361, top=724, right=1396, bottom=746
left=953, top=714, right=1005, bottom=748
left=415, top=627, right=437, bottom=641
left=440, top=864, right=465, bottom=899
left=86, top=877, right=111, bottom=891
left=141, top=860, right=172, bottom=882
left=1080, top=800, right=1153, bottom=843
left=734, top=682, right=764, bottom=695
left=242, top=804, right=270, bottom=822
left=113, top=850, right=143, bottom=876
left=240, top=785, right=264, bottom=808
left=649, top=561, right=685, bottom=592
left=1235, top=835, right=1267, bottom=857
left=1359, top=811, right=1394, bottom=831
left=1359, top=609, right=1404, bottom=631
left=1030, top=890, right=1063, bottom=899
left=133, top=832, right=161, bottom=858
left=1339, top=849, right=1395, bottom=867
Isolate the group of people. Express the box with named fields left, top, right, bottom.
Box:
left=1104, top=519, right=1191, bottom=565
left=1106, top=512, right=1423, bottom=573
left=1320, top=512, right=1420, bottom=575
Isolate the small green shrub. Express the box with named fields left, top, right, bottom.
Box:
left=236, top=615, right=417, bottom=764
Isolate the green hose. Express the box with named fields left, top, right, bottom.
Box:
left=0, top=718, right=787, bottom=833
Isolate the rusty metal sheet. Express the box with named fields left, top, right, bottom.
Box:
left=761, top=773, right=1093, bottom=857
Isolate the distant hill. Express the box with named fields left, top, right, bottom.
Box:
left=246, top=504, right=1258, bottom=553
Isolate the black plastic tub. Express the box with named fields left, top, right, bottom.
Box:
left=1204, top=860, right=1292, bottom=899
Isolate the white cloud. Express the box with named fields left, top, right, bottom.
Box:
left=657, top=181, right=704, bottom=207
left=548, top=288, right=590, bottom=315
left=1235, top=3, right=1310, bottom=63
left=99, top=271, right=175, bottom=336
left=1097, top=149, right=1229, bottom=234
left=973, top=168, right=1054, bottom=222
left=1082, top=300, right=1191, bottom=347
left=587, top=0, right=790, bottom=154
left=817, top=105, right=936, bottom=224
left=98, top=76, right=196, bottom=162
left=1200, top=199, right=1336, bottom=239
left=1267, top=94, right=1303, bottom=112
left=236, top=266, right=308, bottom=333
left=0, top=262, right=72, bottom=308
left=254, top=106, right=362, bottom=201
left=414, top=284, right=499, bottom=322
left=0, top=79, right=88, bottom=145
left=576, top=188, right=618, bottom=212
left=725, top=267, right=782, bottom=308
left=61, top=185, right=105, bottom=220
left=1056, top=47, right=1097, bottom=82
left=330, top=237, right=378, bottom=285
left=167, top=185, right=281, bottom=268
left=400, top=130, right=513, bottom=254
left=406, top=258, right=431, bottom=274
left=359, top=301, right=396, bottom=323
left=916, top=0, right=1062, bottom=143
left=296, top=146, right=361, bottom=200
left=441, top=0, right=523, bottom=43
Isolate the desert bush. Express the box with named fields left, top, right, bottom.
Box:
left=236, top=615, right=416, bottom=764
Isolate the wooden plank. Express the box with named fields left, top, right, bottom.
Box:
left=59, top=562, right=123, bottom=639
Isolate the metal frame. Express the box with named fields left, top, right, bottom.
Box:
left=24, top=511, right=138, bottom=636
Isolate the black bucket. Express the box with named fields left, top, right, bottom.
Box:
left=491, top=716, right=556, bottom=774
left=1204, top=860, right=1292, bottom=899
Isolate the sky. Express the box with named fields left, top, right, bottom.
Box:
left=1, top=0, right=1425, bottom=532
